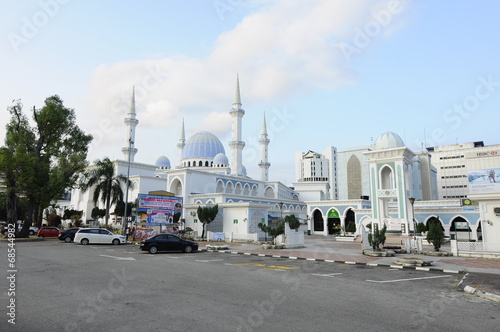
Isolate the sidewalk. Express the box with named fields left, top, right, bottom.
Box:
left=205, top=236, right=500, bottom=302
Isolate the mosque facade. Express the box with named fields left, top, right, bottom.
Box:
left=64, top=76, right=499, bottom=252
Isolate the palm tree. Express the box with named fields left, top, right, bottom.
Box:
left=80, top=158, right=130, bottom=226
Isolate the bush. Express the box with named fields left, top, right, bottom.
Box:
left=426, top=218, right=444, bottom=251
left=345, top=220, right=356, bottom=233
left=368, top=223, right=387, bottom=250
left=416, top=222, right=427, bottom=234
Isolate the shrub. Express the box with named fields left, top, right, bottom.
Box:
left=426, top=218, right=444, bottom=251
left=346, top=220, right=356, bottom=233
left=368, top=223, right=387, bottom=250
left=416, top=222, right=427, bottom=234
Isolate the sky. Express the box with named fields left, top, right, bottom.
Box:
left=1, top=0, right=499, bottom=185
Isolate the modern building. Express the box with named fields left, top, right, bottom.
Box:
left=427, top=141, right=500, bottom=200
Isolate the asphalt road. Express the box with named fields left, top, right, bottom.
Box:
left=1, top=240, right=499, bottom=332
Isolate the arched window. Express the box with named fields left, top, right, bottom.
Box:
left=381, top=166, right=394, bottom=189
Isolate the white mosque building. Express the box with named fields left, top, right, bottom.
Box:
left=68, top=76, right=307, bottom=241
left=65, top=76, right=499, bottom=254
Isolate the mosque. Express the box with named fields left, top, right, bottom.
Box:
left=65, top=76, right=500, bottom=254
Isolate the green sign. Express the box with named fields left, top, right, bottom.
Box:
left=194, top=219, right=198, bottom=223
left=234, top=219, right=238, bottom=224
left=328, top=209, right=340, bottom=218
left=461, top=199, right=478, bottom=206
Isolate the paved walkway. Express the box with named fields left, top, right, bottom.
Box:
left=206, top=236, right=500, bottom=302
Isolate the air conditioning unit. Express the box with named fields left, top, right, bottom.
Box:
left=494, top=207, right=500, bottom=216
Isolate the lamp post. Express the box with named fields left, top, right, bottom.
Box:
left=409, top=197, right=416, bottom=239
left=122, top=137, right=133, bottom=237
left=279, top=201, right=284, bottom=245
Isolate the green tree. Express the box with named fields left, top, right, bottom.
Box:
left=284, top=214, right=301, bottom=230
left=368, top=223, right=387, bottom=250
left=426, top=217, right=445, bottom=251
left=80, top=157, right=130, bottom=227
left=1, top=97, right=92, bottom=237
left=91, top=207, right=106, bottom=220
left=258, top=221, right=285, bottom=245
left=345, top=220, right=356, bottom=233
left=416, top=222, right=427, bottom=234
left=196, top=204, right=219, bottom=240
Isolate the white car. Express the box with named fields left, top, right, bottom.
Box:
left=74, top=228, right=126, bottom=245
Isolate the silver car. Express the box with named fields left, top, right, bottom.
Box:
left=74, top=228, right=126, bottom=245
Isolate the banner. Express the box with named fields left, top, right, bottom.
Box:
left=468, top=168, right=500, bottom=194
left=137, top=194, right=183, bottom=226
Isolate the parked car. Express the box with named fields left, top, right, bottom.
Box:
left=58, top=228, right=82, bottom=243
left=20, top=224, right=40, bottom=235
left=74, top=228, right=126, bottom=245
left=140, top=234, right=198, bottom=254
left=37, top=226, right=61, bottom=238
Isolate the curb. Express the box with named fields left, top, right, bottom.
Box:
left=202, top=248, right=465, bottom=274
left=458, top=273, right=500, bottom=303
left=0, top=237, right=45, bottom=242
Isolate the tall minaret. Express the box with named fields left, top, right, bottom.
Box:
left=229, top=74, right=245, bottom=176
left=258, top=112, right=271, bottom=181
left=122, top=87, right=139, bottom=162
left=177, top=118, right=186, bottom=168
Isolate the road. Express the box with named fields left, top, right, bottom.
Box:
left=0, top=240, right=499, bottom=332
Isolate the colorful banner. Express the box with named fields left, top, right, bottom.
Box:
left=468, top=168, right=500, bottom=194
left=137, top=194, right=183, bottom=226
left=134, top=228, right=157, bottom=239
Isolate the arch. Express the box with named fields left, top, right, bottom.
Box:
left=380, top=165, right=394, bottom=189
left=347, top=155, right=362, bottom=199
left=205, top=161, right=209, bottom=167
left=292, top=193, right=299, bottom=201
left=312, top=209, right=324, bottom=232
left=243, top=183, right=251, bottom=196
left=251, top=185, right=258, bottom=196
left=226, top=182, right=234, bottom=194
left=235, top=183, right=242, bottom=195
left=198, top=161, right=203, bottom=167
left=169, top=177, right=183, bottom=197
left=326, top=208, right=341, bottom=234
left=194, top=200, right=203, bottom=205
left=264, top=186, right=275, bottom=198
left=216, top=180, right=225, bottom=193
left=206, top=199, right=215, bottom=205
left=344, top=208, right=356, bottom=232
left=249, top=211, right=266, bottom=240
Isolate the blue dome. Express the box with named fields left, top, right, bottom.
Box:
left=241, top=165, right=247, bottom=175
left=155, top=155, right=171, bottom=167
left=213, top=153, right=228, bottom=164
left=182, top=131, right=225, bottom=159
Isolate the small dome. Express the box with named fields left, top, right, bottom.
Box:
left=373, top=131, right=405, bottom=150
left=155, top=155, right=171, bottom=167
left=182, top=131, right=225, bottom=159
left=241, top=165, right=247, bottom=175
left=213, top=153, right=228, bottom=165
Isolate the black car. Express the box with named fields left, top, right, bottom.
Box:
left=58, top=228, right=82, bottom=243
left=140, top=234, right=198, bottom=254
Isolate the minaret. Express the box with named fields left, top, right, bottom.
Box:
left=259, top=112, right=271, bottom=181
left=122, top=87, right=138, bottom=162
left=177, top=118, right=186, bottom=168
left=228, top=74, right=245, bottom=176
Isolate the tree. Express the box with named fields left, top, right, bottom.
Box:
left=258, top=221, right=285, bottom=245
left=368, top=223, right=387, bottom=250
left=196, top=204, right=219, bottom=240
left=345, top=220, right=356, bottom=233
left=91, top=207, right=106, bottom=220
left=1, top=97, right=92, bottom=237
left=284, top=214, right=301, bottom=230
left=426, top=217, right=444, bottom=251
left=80, top=157, right=130, bottom=227
left=416, top=222, right=427, bottom=234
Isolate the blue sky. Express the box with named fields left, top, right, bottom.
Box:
left=1, top=0, right=499, bottom=185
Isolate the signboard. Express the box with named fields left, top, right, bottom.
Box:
left=468, top=168, right=500, bottom=194
left=328, top=209, right=340, bottom=218
left=461, top=199, right=478, bottom=206
left=454, top=221, right=469, bottom=230
left=137, top=194, right=183, bottom=226
left=134, top=228, right=157, bottom=239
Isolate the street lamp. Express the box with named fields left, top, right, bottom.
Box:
left=409, top=197, right=416, bottom=239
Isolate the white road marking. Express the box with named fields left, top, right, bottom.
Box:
left=98, top=254, right=136, bottom=261
left=312, top=273, right=343, bottom=277
left=366, top=275, right=451, bottom=283
left=195, top=259, right=224, bottom=263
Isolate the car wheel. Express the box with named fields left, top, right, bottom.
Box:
left=183, top=245, right=193, bottom=253
left=80, top=238, right=89, bottom=245
left=112, top=239, right=120, bottom=245
left=29, top=230, right=35, bottom=235
left=64, top=237, right=72, bottom=243
left=148, top=246, right=158, bottom=254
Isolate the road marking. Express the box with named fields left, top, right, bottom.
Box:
left=98, top=254, right=136, bottom=261
left=388, top=269, right=400, bottom=271
left=312, top=273, right=343, bottom=277
left=106, top=249, right=114, bottom=251
left=366, top=275, right=451, bottom=283
left=195, top=259, right=224, bottom=263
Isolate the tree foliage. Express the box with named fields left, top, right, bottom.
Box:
left=1, top=97, right=92, bottom=237
left=426, top=217, right=444, bottom=251
left=284, top=214, right=301, bottom=230
left=258, top=221, right=285, bottom=244
left=346, top=220, right=357, bottom=233
left=196, top=204, right=219, bottom=240
left=367, top=223, right=387, bottom=250
left=80, top=157, right=130, bottom=227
